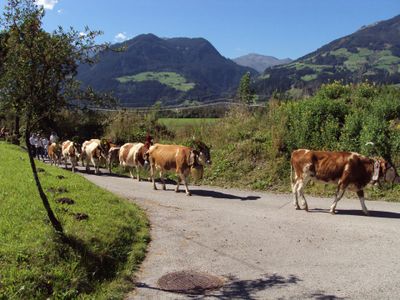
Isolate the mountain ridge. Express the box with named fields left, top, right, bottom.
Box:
left=233, top=53, right=292, bottom=73
left=255, top=14, right=400, bottom=98
left=77, top=34, right=256, bottom=107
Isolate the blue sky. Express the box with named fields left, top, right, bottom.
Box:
left=1, top=0, right=400, bottom=59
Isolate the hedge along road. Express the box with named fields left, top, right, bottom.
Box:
left=77, top=167, right=400, bottom=299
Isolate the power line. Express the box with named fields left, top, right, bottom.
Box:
left=89, top=98, right=267, bottom=112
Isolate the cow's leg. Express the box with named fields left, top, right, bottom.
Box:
left=71, top=157, right=76, bottom=172
left=129, top=167, right=135, bottom=179
left=159, top=170, right=166, bottom=190
left=181, top=174, right=191, bottom=196
left=108, top=159, right=112, bottom=173
left=95, top=161, right=100, bottom=174
left=92, top=158, right=100, bottom=174
left=296, top=177, right=310, bottom=211
left=357, top=190, right=369, bottom=216
left=175, top=176, right=181, bottom=193
left=330, top=185, right=346, bottom=214
left=80, top=154, right=85, bottom=167
left=150, top=164, right=157, bottom=190
left=136, top=165, right=141, bottom=182
left=292, top=179, right=301, bottom=210
left=64, top=156, right=68, bottom=170
left=85, top=158, right=90, bottom=173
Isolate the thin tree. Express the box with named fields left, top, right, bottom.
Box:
left=0, top=0, right=113, bottom=233
left=238, top=71, right=255, bottom=105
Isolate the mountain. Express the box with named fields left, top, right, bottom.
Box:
left=233, top=53, right=292, bottom=73
left=255, top=14, right=400, bottom=98
left=77, top=34, right=255, bottom=107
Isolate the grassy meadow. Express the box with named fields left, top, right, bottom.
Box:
left=158, top=117, right=219, bottom=131
left=116, top=71, right=195, bottom=92
left=0, top=142, right=149, bottom=299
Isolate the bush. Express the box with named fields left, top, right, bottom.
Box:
left=104, top=111, right=174, bottom=144
left=316, top=80, right=351, bottom=100
left=282, top=97, right=348, bottom=152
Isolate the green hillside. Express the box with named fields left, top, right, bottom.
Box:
left=255, top=14, right=400, bottom=98
left=77, top=34, right=256, bottom=107
left=116, top=71, right=195, bottom=92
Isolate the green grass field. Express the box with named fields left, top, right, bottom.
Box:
left=0, top=142, right=149, bottom=299
left=158, top=118, right=219, bottom=130
left=116, top=71, right=195, bottom=91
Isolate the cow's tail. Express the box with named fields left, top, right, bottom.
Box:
left=290, top=163, right=294, bottom=190
left=290, top=157, right=296, bottom=192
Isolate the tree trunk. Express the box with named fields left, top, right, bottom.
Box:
left=14, top=114, right=20, bottom=145
left=24, top=127, right=64, bottom=234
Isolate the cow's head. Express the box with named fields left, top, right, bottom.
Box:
left=99, top=139, right=111, bottom=159
left=192, top=140, right=212, bottom=166
left=54, top=143, right=62, bottom=157
left=379, top=159, right=400, bottom=184
left=140, top=143, right=151, bottom=167
left=73, top=142, right=82, bottom=157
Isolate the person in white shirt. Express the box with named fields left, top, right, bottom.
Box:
left=41, top=136, right=49, bottom=159
left=49, top=131, right=59, bottom=144
left=36, top=134, right=44, bottom=161
left=29, top=133, right=38, bottom=158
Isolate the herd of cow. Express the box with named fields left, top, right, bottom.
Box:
left=46, top=137, right=211, bottom=196
left=45, top=137, right=400, bottom=216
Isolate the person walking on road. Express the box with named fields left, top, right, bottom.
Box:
left=29, top=133, right=38, bottom=158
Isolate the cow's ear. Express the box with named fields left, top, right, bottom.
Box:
left=380, top=160, right=387, bottom=173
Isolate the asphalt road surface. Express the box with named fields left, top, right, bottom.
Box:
left=77, top=168, right=400, bottom=300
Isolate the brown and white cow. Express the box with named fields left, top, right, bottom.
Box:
left=147, top=142, right=211, bottom=196
left=291, top=149, right=400, bottom=215
left=119, top=142, right=151, bottom=180
left=47, top=142, right=61, bottom=166
left=107, top=146, right=120, bottom=173
left=61, top=140, right=80, bottom=172
left=81, top=139, right=110, bottom=174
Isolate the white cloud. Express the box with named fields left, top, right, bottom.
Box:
left=57, top=9, right=63, bottom=14
left=79, top=32, right=87, bottom=37
left=35, top=0, right=59, bottom=10
left=115, top=32, right=128, bottom=42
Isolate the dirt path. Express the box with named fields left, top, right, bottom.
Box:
left=78, top=169, right=400, bottom=299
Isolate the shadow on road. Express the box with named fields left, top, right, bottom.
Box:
left=136, top=273, right=301, bottom=299
left=190, top=189, right=261, bottom=201
left=309, top=208, right=400, bottom=219
left=201, top=274, right=300, bottom=299
left=308, top=292, right=347, bottom=300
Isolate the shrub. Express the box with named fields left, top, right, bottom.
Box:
left=105, top=111, right=174, bottom=144
left=316, top=80, right=351, bottom=100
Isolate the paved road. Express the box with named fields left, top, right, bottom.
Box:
left=78, top=169, right=400, bottom=300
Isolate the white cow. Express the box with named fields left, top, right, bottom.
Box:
left=81, top=139, right=109, bottom=174
left=61, top=140, right=80, bottom=172
left=119, top=142, right=150, bottom=181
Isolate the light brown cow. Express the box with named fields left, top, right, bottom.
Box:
left=81, top=139, right=110, bottom=174
left=61, top=140, right=80, bottom=172
left=147, top=142, right=211, bottom=196
left=47, top=142, right=61, bottom=166
left=119, top=143, right=150, bottom=180
left=291, top=149, right=400, bottom=215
